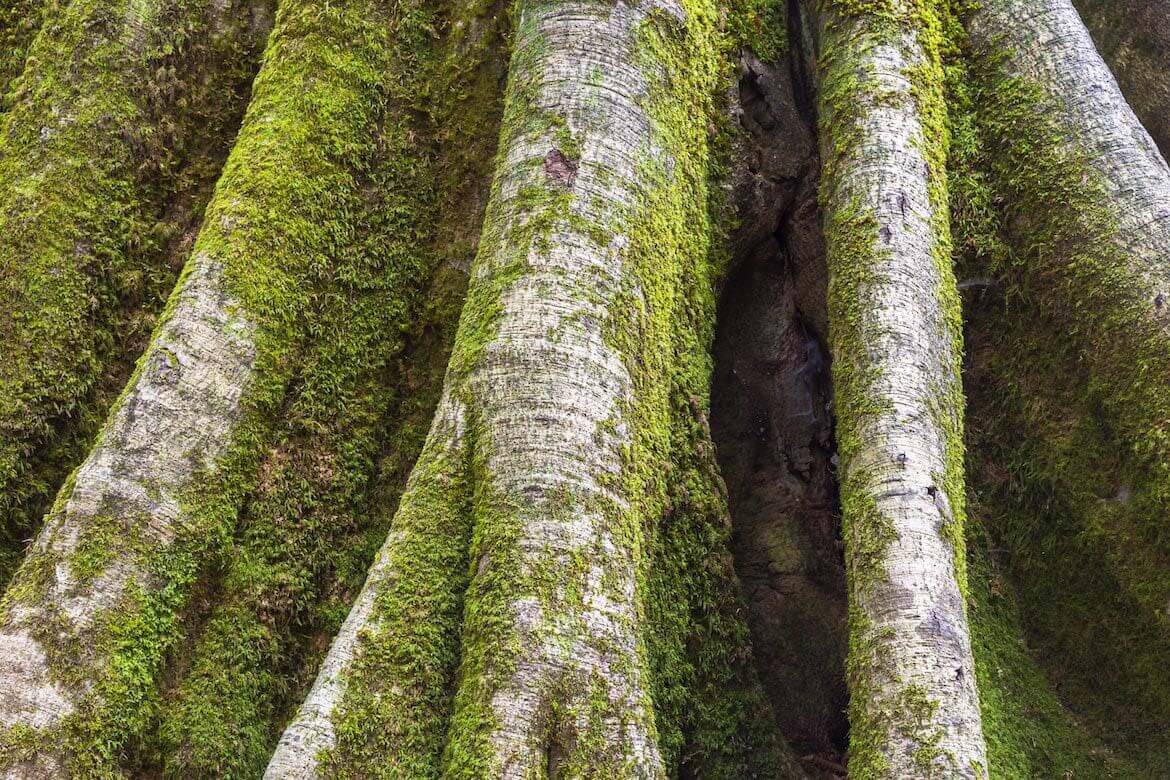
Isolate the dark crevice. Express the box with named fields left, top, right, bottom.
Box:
left=713, top=32, right=849, bottom=771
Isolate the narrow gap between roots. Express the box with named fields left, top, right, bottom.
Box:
left=709, top=38, right=850, bottom=774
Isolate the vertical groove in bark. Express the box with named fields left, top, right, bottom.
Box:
left=962, top=0, right=1170, bottom=645
left=712, top=44, right=850, bottom=765
left=268, top=0, right=801, bottom=773
left=1071, top=0, right=1170, bottom=160
left=0, top=0, right=274, bottom=588
left=0, top=0, right=431, bottom=771
left=813, top=1, right=986, bottom=776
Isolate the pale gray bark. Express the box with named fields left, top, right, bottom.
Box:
left=969, top=6, right=1170, bottom=281
left=267, top=0, right=709, bottom=773
left=0, top=254, right=256, bottom=778
left=812, top=1, right=986, bottom=776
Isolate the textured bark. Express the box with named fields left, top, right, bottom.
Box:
left=7, top=0, right=1170, bottom=775
left=0, top=0, right=273, bottom=587
left=0, top=0, right=430, bottom=771
left=149, top=0, right=511, bottom=773
left=812, top=1, right=986, bottom=777
left=964, top=0, right=1170, bottom=633
left=1073, top=0, right=1170, bottom=159
left=267, top=0, right=797, bottom=775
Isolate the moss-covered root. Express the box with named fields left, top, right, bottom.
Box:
left=0, top=0, right=273, bottom=587
left=963, top=0, right=1170, bottom=627
left=964, top=522, right=1138, bottom=777
left=0, top=0, right=411, bottom=772
left=152, top=0, right=512, bottom=772
left=1072, top=0, right=1170, bottom=159
left=812, top=1, right=986, bottom=776
left=264, top=395, right=474, bottom=778
left=266, top=0, right=799, bottom=774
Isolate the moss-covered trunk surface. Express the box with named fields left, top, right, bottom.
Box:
left=4, top=0, right=1170, bottom=776
left=0, top=0, right=274, bottom=587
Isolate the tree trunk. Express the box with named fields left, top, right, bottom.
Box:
left=266, top=0, right=796, bottom=775
left=5, top=0, right=1170, bottom=775
left=0, top=0, right=272, bottom=587
left=812, top=2, right=986, bottom=777
left=0, top=0, right=428, bottom=772
left=149, top=0, right=512, bottom=773
left=963, top=0, right=1170, bottom=638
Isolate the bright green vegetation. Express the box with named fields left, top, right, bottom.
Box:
left=0, top=0, right=55, bottom=104
left=0, top=0, right=460, bottom=769
left=137, top=0, right=514, bottom=773
left=0, top=0, right=273, bottom=588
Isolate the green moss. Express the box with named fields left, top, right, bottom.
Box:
left=964, top=506, right=1143, bottom=777
left=126, top=0, right=511, bottom=775
left=948, top=3, right=1170, bottom=628
left=726, top=0, right=787, bottom=62
left=0, top=0, right=273, bottom=589
left=619, top=3, right=801, bottom=774
left=0, top=0, right=443, bottom=771
left=0, top=0, right=53, bottom=106
left=960, top=311, right=1170, bottom=771
left=0, top=724, right=39, bottom=767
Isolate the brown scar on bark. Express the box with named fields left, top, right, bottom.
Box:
left=543, top=148, right=577, bottom=185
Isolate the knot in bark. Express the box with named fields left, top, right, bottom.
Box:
left=543, top=148, right=577, bottom=186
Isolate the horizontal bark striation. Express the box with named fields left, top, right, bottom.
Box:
left=814, top=1, right=986, bottom=776
left=1072, top=0, right=1170, bottom=159
left=0, top=0, right=273, bottom=588
left=0, top=0, right=432, bottom=771
left=267, top=0, right=800, bottom=774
